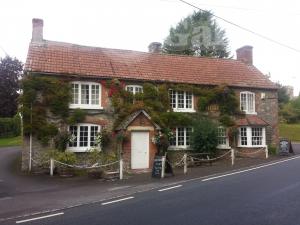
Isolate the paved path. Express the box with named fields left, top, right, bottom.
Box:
left=2, top=154, right=300, bottom=225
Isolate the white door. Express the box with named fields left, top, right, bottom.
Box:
left=131, top=131, right=149, bottom=169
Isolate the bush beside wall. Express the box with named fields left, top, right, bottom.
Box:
left=0, top=116, right=21, bottom=138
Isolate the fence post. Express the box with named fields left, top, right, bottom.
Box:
left=119, top=159, right=123, bottom=180
left=265, top=146, right=269, bottom=159
left=231, top=148, right=235, bottom=166
left=161, top=156, right=166, bottom=178
left=183, top=153, right=187, bottom=174
left=50, top=158, right=54, bottom=176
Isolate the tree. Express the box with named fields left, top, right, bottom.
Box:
left=0, top=56, right=23, bottom=117
left=163, top=11, right=230, bottom=58
left=280, top=96, right=300, bottom=123
left=277, top=83, right=290, bottom=106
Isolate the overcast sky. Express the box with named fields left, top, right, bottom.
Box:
left=1, top=0, right=300, bottom=95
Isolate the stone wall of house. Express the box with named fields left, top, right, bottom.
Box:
left=21, top=78, right=116, bottom=171
left=21, top=77, right=279, bottom=172
left=234, top=88, right=279, bottom=147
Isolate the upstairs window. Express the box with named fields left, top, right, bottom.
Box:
left=240, top=91, right=255, bottom=114
left=169, top=90, right=194, bottom=112
left=70, top=82, right=102, bottom=109
left=126, top=85, right=143, bottom=95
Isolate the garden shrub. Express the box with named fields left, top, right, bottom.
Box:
left=0, top=115, right=21, bottom=137
left=55, top=151, right=77, bottom=165
left=191, top=117, right=219, bottom=155
left=268, top=145, right=277, bottom=155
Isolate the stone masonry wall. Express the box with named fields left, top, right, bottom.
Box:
left=234, top=88, right=279, bottom=147
left=22, top=77, right=279, bottom=171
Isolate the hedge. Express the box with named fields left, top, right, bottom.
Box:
left=0, top=116, right=21, bottom=138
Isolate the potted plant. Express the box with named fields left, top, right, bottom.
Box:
left=152, top=129, right=174, bottom=156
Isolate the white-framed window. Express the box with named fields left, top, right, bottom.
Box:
left=70, top=82, right=102, bottom=109
left=238, top=126, right=266, bottom=147
left=169, top=127, right=192, bottom=149
left=240, top=91, right=255, bottom=114
left=67, top=123, right=101, bottom=152
left=126, top=85, right=143, bottom=95
left=169, top=90, right=194, bottom=112
left=217, top=126, right=230, bottom=149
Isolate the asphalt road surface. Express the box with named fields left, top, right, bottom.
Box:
left=3, top=154, right=300, bottom=225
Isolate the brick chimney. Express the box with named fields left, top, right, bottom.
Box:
left=236, top=45, right=253, bottom=65
left=32, top=18, right=44, bottom=42
left=148, top=42, right=162, bottom=53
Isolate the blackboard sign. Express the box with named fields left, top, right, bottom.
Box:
left=279, top=138, right=293, bottom=155
left=152, top=156, right=163, bottom=178
left=152, top=156, right=174, bottom=178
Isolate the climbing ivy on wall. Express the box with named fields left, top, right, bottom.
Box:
left=106, top=79, right=240, bottom=130
left=21, top=75, right=241, bottom=146
left=21, top=75, right=72, bottom=144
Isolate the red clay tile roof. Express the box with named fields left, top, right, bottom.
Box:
left=25, top=40, right=277, bottom=89
left=236, top=115, right=269, bottom=126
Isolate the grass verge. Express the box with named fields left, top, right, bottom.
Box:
left=279, top=123, right=300, bottom=142
left=0, top=136, right=22, bottom=147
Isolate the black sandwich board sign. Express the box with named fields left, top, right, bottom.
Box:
left=152, top=155, right=174, bottom=178
left=152, top=156, right=163, bottom=178
left=279, top=138, right=293, bottom=155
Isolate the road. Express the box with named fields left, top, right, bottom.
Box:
left=2, top=153, right=300, bottom=225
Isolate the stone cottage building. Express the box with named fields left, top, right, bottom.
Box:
left=22, top=19, right=278, bottom=171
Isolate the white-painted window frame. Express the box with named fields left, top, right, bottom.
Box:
left=169, top=127, right=192, bottom=150
left=240, top=91, right=256, bottom=114
left=69, top=82, right=102, bottom=109
left=238, top=126, right=266, bottom=148
left=67, top=123, right=101, bottom=152
left=217, top=126, right=230, bottom=149
left=125, top=85, right=143, bottom=95
left=169, top=90, right=195, bottom=113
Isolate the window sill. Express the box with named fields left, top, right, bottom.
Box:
left=243, top=111, right=257, bottom=115
left=217, top=145, right=231, bottom=149
left=168, top=146, right=191, bottom=150
left=237, top=145, right=266, bottom=148
left=69, top=104, right=103, bottom=110
left=66, top=147, right=90, bottom=153
left=173, top=109, right=196, bottom=113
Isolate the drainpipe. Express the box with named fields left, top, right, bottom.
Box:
left=29, top=103, right=32, bottom=172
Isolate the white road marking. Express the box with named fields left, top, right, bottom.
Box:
left=15, top=212, right=64, bottom=224
left=202, top=155, right=300, bottom=182
left=1, top=156, right=299, bottom=224
left=0, top=196, right=12, bottom=201
left=101, top=196, right=134, bottom=205
left=158, top=185, right=182, bottom=192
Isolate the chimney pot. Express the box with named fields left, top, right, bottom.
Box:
left=236, top=45, right=253, bottom=65
left=148, top=42, right=162, bottom=53
left=32, top=18, right=44, bottom=42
